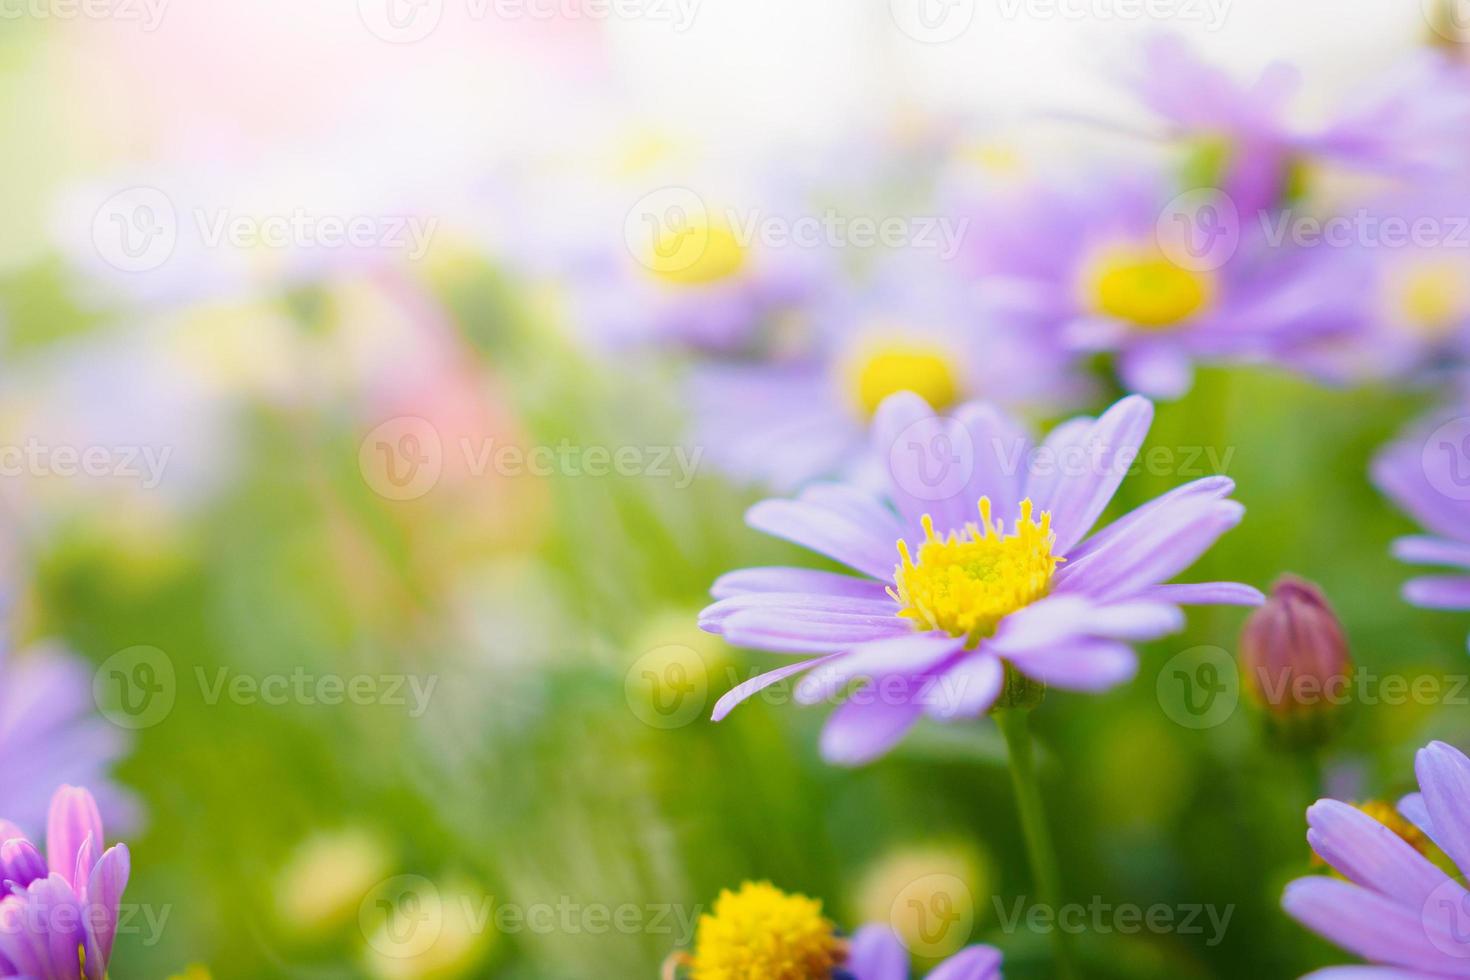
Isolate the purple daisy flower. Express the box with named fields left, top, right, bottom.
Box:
left=1282, top=740, right=1470, bottom=976
left=0, top=646, right=135, bottom=838
left=691, top=250, right=1091, bottom=490
left=1116, top=35, right=1470, bottom=216
left=1371, top=414, right=1470, bottom=646
left=1270, top=191, right=1470, bottom=385
left=700, top=392, right=1261, bottom=765
left=0, top=785, right=131, bottom=980
left=967, top=169, right=1330, bottom=399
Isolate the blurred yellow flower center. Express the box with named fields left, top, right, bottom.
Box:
left=889, top=498, right=1061, bottom=645
left=849, top=343, right=960, bottom=418
left=690, top=882, right=841, bottom=980
left=646, top=220, right=747, bottom=286
left=1395, top=261, right=1469, bottom=337
left=1090, top=250, right=1213, bottom=329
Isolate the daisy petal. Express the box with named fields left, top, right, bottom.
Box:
left=819, top=686, right=927, bottom=766
left=1404, top=577, right=1470, bottom=610
left=1138, top=581, right=1265, bottom=605
left=710, top=567, right=889, bottom=600
left=1282, top=876, right=1470, bottom=973
left=747, top=495, right=899, bottom=581
left=845, top=925, right=909, bottom=980
left=1415, top=741, right=1470, bottom=877
left=710, top=655, right=840, bottom=722
left=1306, top=799, right=1452, bottom=908
left=1006, top=638, right=1139, bottom=692
left=1394, top=536, right=1470, bottom=569
left=793, top=633, right=964, bottom=706
left=719, top=610, right=914, bottom=654
left=924, top=654, right=1005, bottom=721
left=927, top=945, right=1005, bottom=980
left=700, top=593, right=898, bottom=631
left=1042, top=395, right=1155, bottom=554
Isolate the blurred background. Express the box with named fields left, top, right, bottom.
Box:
left=2, top=0, right=1470, bottom=977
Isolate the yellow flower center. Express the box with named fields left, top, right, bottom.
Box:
left=1088, top=248, right=1213, bottom=330
left=690, top=882, right=842, bottom=980
left=645, top=219, right=748, bottom=287
left=889, top=498, right=1061, bottom=645
left=847, top=342, right=961, bottom=418
left=1393, top=261, right=1469, bottom=338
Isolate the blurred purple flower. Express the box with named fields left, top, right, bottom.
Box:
left=691, top=250, right=1091, bottom=490
left=1372, top=414, right=1470, bottom=648
left=1117, top=35, right=1470, bottom=216
left=968, top=170, right=1330, bottom=399
left=0, top=646, right=135, bottom=838
left=0, top=785, right=131, bottom=980
left=700, top=393, right=1261, bottom=765
left=1270, top=191, right=1470, bottom=385
left=1283, top=740, right=1470, bottom=975
left=847, top=924, right=1001, bottom=979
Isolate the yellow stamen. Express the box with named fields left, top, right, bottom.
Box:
left=889, top=497, right=1062, bottom=646
left=688, top=882, right=842, bottom=980
left=1088, top=247, right=1214, bottom=330
left=646, top=219, right=747, bottom=286
left=847, top=341, right=961, bottom=418
left=1393, top=260, right=1469, bottom=338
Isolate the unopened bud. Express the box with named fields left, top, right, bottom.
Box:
left=1239, top=575, right=1352, bottom=746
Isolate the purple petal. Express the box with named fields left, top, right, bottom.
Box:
left=819, top=685, right=927, bottom=766
left=1064, top=476, right=1235, bottom=565
left=747, top=493, right=900, bottom=580
left=82, top=844, right=129, bottom=978
left=710, top=567, right=888, bottom=600
left=925, top=654, right=1006, bottom=721
left=1373, top=444, right=1470, bottom=545
left=1404, top=577, right=1470, bottom=610
left=1004, top=637, right=1138, bottom=692
left=1282, top=876, right=1470, bottom=973
left=1055, top=498, right=1244, bottom=602
left=719, top=609, right=914, bottom=654
left=845, top=924, right=909, bottom=980
left=0, top=822, right=22, bottom=844
left=1398, top=793, right=1439, bottom=850
left=46, top=786, right=103, bottom=889
left=1040, top=395, right=1155, bottom=554
left=1306, top=799, right=1453, bottom=908
left=793, top=633, right=965, bottom=706
left=710, top=655, right=839, bottom=722
left=951, top=401, right=1030, bottom=530
left=0, top=840, right=47, bottom=890
left=1117, top=345, right=1194, bottom=400
left=872, top=391, right=945, bottom=530
left=1020, top=416, right=1094, bottom=515
left=1301, top=969, right=1449, bottom=979
left=1138, top=581, right=1265, bottom=605
left=927, top=944, right=1004, bottom=980
left=1394, top=536, right=1470, bottom=569
left=1415, top=741, right=1470, bottom=878
left=701, top=593, right=899, bottom=631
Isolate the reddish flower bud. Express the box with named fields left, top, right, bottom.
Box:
left=1239, top=575, right=1352, bottom=745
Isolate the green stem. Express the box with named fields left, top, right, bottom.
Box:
left=997, top=707, right=1078, bottom=980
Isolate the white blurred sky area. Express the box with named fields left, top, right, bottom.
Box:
left=0, top=0, right=1451, bottom=268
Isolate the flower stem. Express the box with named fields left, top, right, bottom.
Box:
left=997, top=707, right=1078, bottom=980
